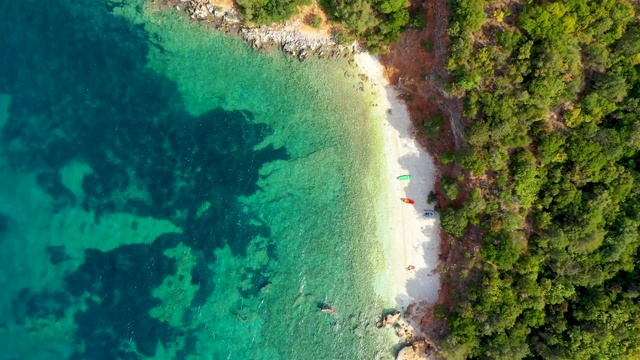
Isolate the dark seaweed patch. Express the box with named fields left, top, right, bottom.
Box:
left=1, top=0, right=285, bottom=357
left=239, top=267, right=273, bottom=299
left=35, top=171, right=77, bottom=214
left=66, top=245, right=177, bottom=359
left=46, top=245, right=71, bottom=264
left=11, top=288, right=71, bottom=325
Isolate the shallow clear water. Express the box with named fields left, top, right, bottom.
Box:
left=0, top=0, right=394, bottom=358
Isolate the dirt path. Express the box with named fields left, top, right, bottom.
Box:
left=380, top=0, right=464, bottom=151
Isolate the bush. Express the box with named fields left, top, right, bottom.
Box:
left=488, top=146, right=509, bottom=171
left=439, top=151, right=455, bottom=164
left=427, top=191, right=437, bottom=204
left=465, top=120, right=490, bottom=147
left=236, top=0, right=309, bottom=24
left=456, top=147, right=488, bottom=175
left=409, top=10, right=427, bottom=29
left=333, top=28, right=356, bottom=45
left=421, top=114, right=443, bottom=138
left=434, top=304, right=448, bottom=319
left=441, top=177, right=460, bottom=200
left=464, top=188, right=486, bottom=215
left=420, top=40, right=434, bottom=52
left=308, top=13, right=322, bottom=28
left=441, top=206, right=469, bottom=237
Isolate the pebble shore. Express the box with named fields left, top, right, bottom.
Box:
left=174, top=0, right=358, bottom=60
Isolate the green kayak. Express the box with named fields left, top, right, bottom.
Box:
left=397, top=174, right=412, bottom=180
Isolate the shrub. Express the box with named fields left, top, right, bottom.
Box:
left=441, top=206, right=469, bottom=237
left=439, top=151, right=455, bottom=164
left=420, top=40, right=434, bottom=52
left=434, top=304, right=448, bottom=319
left=441, top=177, right=460, bottom=200
left=427, top=191, right=437, bottom=204
left=465, top=120, right=490, bottom=147
left=309, top=13, right=322, bottom=28
left=421, top=114, right=443, bottom=138
left=333, top=28, right=356, bottom=45
left=409, top=10, right=427, bottom=29
left=236, top=0, right=308, bottom=24
left=456, top=147, right=488, bottom=175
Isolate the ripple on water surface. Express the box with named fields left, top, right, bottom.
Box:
left=0, top=0, right=393, bottom=358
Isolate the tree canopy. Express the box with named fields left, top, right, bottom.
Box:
left=438, top=0, right=640, bottom=358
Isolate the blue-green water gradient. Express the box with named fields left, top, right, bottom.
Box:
left=0, top=0, right=393, bottom=358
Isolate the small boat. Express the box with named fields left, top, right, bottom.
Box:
left=397, top=175, right=412, bottom=180
left=401, top=198, right=415, bottom=204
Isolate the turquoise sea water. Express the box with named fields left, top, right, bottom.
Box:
left=0, top=0, right=395, bottom=358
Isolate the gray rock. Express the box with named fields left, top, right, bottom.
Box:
left=178, top=2, right=356, bottom=61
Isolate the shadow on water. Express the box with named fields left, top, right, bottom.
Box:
left=0, top=0, right=288, bottom=357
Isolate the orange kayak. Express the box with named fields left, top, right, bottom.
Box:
left=401, top=198, right=415, bottom=204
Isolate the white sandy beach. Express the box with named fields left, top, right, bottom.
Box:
left=355, top=53, right=441, bottom=312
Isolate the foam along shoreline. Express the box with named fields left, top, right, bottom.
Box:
left=354, top=53, right=440, bottom=311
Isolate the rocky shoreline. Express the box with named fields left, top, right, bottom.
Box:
left=171, top=0, right=358, bottom=60
left=376, top=311, right=436, bottom=360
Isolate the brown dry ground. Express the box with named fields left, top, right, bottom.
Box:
left=381, top=0, right=464, bottom=153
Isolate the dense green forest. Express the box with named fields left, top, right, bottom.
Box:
left=436, top=0, right=640, bottom=358
left=235, top=0, right=420, bottom=49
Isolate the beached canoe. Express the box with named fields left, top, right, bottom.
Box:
left=397, top=174, right=412, bottom=180
left=401, top=198, right=415, bottom=204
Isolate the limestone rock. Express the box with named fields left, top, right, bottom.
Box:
left=386, top=311, right=401, bottom=325
left=394, top=323, right=413, bottom=338
left=396, top=341, right=429, bottom=360
left=376, top=310, right=402, bottom=328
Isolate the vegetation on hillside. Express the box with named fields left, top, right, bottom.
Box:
left=436, top=0, right=640, bottom=358
left=320, top=0, right=411, bottom=49
left=235, top=0, right=417, bottom=50
left=236, top=0, right=311, bottom=24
